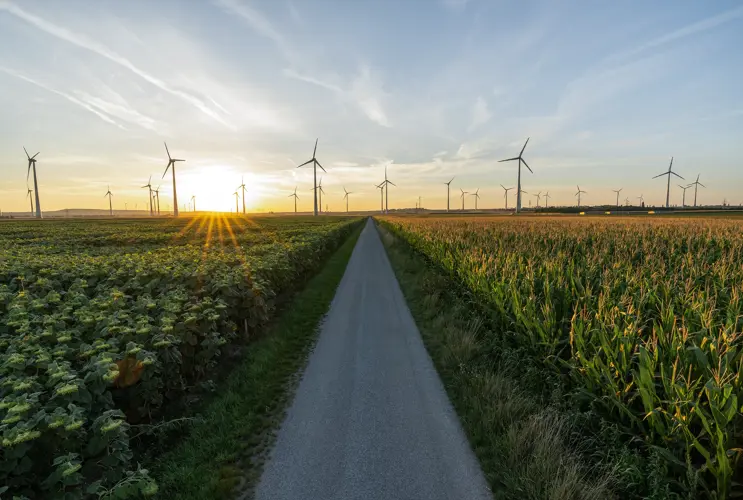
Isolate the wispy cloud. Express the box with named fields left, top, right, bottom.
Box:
left=0, top=66, right=125, bottom=129
left=468, top=96, right=491, bottom=131
left=0, top=1, right=231, bottom=128
left=350, top=65, right=391, bottom=127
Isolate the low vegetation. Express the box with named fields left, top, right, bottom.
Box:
left=0, top=215, right=362, bottom=499
left=378, top=216, right=743, bottom=499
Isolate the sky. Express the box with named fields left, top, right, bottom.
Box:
left=0, top=0, right=741, bottom=213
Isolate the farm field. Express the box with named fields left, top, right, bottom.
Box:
left=0, top=215, right=362, bottom=499
left=379, top=215, right=743, bottom=499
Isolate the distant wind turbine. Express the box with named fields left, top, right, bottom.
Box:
left=500, top=184, right=514, bottom=209
left=154, top=185, right=161, bottom=215
left=543, top=191, right=551, bottom=208
left=163, top=142, right=185, bottom=217
left=380, top=166, right=396, bottom=213
left=288, top=187, right=299, bottom=214
left=237, top=176, right=247, bottom=214
left=311, top=177, right=326, bottom=214
left=637, top=194, right=645, bottom=206
left=191, top=195, right=196, bottom=212
left=445, top=177, right=455, bottom=212
left=533, top=191, right=542, bottom=208
left=297, top=139, right=326, bottom=216
left=233, top=191, right=239, bottom=213
left=376, top=182, right=385, bottom=213
left=625, top=197, right=630, bottom=206
left=679, top=184, right=691, bottom=207
left=575, top=185, right=587, bottom=207
left=142, top=176, right=154, bottom=216
left=612, top=188, right=623, bottom=207
left=342, top=187, right=353, bottom=213
left=24, top=147, right=42, bottom=218
left=470, top=189, right=481, bottom=210
left=652, top=157, right=684, bottom=208
left=26, top=186, right=34, bottom=216
left=104, top=185, right=113, bottom=216
left=498, top=138, right=533, bottom=214
left=460, top=188, right=468, bottom=211
left=688, top=174, right=706, bottom=207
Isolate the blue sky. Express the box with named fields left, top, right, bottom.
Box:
left=0, top=0, right=741, bottom=212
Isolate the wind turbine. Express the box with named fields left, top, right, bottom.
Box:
left=417, top=195, right=422, bottom=211
left=612, top=188, right=623, bottom=208
left=679, top=184, right=692, bottom=207
left=637, top=194, right=645, bottom=206
left=163, top=142, right=185, bottom=217
left=444, top=177, right=455, bottom=212
left=376, top=182, right=385, bottom=213
left=498, top=138, right=533, bottom=214
left=500, top=184, right=514, bottom=209
left=625, top=197, right=630, bottom=206
left=24, top=147, right=42, bottom=218
left=191, top=195, right=196, bottom=212
left=575, top=185, right=587, bottom=207
left=380, top=166, right=395, bottom=213
left=237, top=176, right=247, bottom=214
left=343, top=186, right=352, bottom=213
left=460, top=188, right=468, bottom=211
left=311, top=177, right=326, bottom=214
left=26, top=186, right=34, bottom=216
left=688, top=174, right=705, bottom=207
left=533, top=191, right=542, bottom=208
left=142, top=176, right=154, bottom=216
left=233, top=191, right=239, bottom=213
left=154, top=185, right=161, bottom=215
left=104, top=185, right=113, bottom=216
left=652, top=157, right=684, bottom=208
left=544, top=191, right=551, bottom=208
left=288, top=187, right=299, bottom=214
left=297, top=139, right=326, bottom=216
left=470, top=189, right=481, bottom=210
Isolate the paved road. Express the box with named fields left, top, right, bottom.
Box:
left=255, top=219, right=492, bottom=500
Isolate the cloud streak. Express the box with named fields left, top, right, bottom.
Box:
left=0, top=1, right=232, bottom=128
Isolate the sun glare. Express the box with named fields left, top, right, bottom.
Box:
left=178, top=166, right=263, bottom=213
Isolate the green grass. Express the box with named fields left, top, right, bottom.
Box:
left=375, top=221, right=623, bottom=500
left=151, top=222, right=363, bottom=499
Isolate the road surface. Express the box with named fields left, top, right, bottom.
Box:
left=255, top=219, right=492, bottom=500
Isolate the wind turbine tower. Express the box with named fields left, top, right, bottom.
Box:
left=288, top=187, right=299, bottom=214
left=460, top=188, right=468, bottom=211
left=500, top=184, right=514, bottom=209
left=380, top=166, right=396, bottom=213
left=679, top=184, right=691, bottom=207
left=105, top=186, right=113, bottom=216
left=163, top=142, right=185, bottom=217
left=688, top=174, right=705, bottom=207
left=652, top=157, right=684, bottom=208
left=154, top=186, right=161, bottom=215
left=544, top=191, right=551, bottom=208
left=142, top=176, right=154, bottom=216
left=343, top=187, right=352, bottom=213
left=297, top=139, right=326, bottom=216
left=470, top=189, right=481, bottom=210
left=533, top=191, right=542, bottom=208
left=445, top=177, right=455, bottom=212
left=498, top=138, right=533, bottom=214
left=191, top=195, right=196, bottom=212
left=575, top=185, right=587, bottom=207
left=237, top=177, right=247, bottom=214
left=612, top=188, right=623, bottom=208
left=233, top=191, right=239, bottom=213
left=24, top=147, right=42, bottom=218
left=26, top=187, right=34, bottom=216
left=376, top=183, right=384, bottom=213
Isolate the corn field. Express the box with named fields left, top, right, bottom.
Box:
left=380, top=216, right=743, bottom=498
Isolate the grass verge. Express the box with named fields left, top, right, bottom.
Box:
left=151, top=222, right=363, bottom=499
left=376, top=221, right=620, bottom=500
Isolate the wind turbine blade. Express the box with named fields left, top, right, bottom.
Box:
left=498, top=157, right=519, bottom=162
left=23, top=146, right=30, bottom=159
left=388, top=181, right=396, bottom=187
left=164, top=142, right=172, bottom=160
left=297, top=159, right=313, bottom=168
left=27, top=165, right=31, bottom=182
left=699, top=182, right=706, bottom=188
left=162, top=165, right=170, bottom=179
left=313, top=138, right=318, bottom=158
left=671, top=172, right=684, bottom=180
left=652, top=172, right=666, bottom=179
left=522, top=158, right=533, bottom=173
left=520, top=137, right=530, bottom=156
left=449, top=177, right=455, bottom=183
left=315, top=160, right=327, bottom=172
left=500, top=184, right=506, bottom=190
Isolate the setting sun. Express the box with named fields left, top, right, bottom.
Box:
left=177, top=166, right=263, bottom=213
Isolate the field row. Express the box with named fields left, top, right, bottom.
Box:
left=0, top=215, right=362, bottom=499
left=379, top=216, right=743, bottom=499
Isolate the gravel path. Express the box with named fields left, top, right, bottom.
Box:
left=255, top=218, right=492, bottom=500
